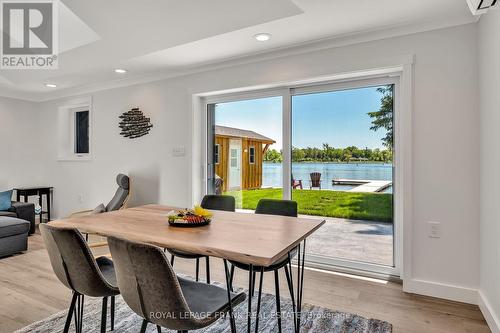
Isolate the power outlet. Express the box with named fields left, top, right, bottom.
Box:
left=172, top=147, right=186, bottom=157
left=428, top=221, right=441, bottom=238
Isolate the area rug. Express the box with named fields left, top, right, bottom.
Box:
left=15, top=290, right=392, bottom=333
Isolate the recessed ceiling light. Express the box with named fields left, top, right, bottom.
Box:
left=114, top=68, right=127, bottom=74
left=254, top=33, right=272, bottom=42
left=45, top=83, right=57, bottom=88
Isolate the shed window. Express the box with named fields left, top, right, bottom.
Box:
left=214, top=144, right=220, bottom=164
left=249, top=146, right=255, bottom=164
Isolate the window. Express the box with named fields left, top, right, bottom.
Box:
left=214, top=144, right=220, bottom=164
left=249, top=146, right=255, bottom=164
left=57, top=97, right=92, bottom=161
left=75, top=110, right=89, bottom=154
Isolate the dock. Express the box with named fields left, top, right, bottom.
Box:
left=332, top=179, right=392, bottom=193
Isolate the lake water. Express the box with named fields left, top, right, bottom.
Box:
left=263, top=162, right=393, bottom=192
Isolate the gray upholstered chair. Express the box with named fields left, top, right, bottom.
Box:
left=69, top=174, right=131, bottom=218
left=167, top=195, right=235, bottom=284
left=40, top=224, right=119, bottom=333
left=106, top=174, right=131, bottom=211
left=229, top=199, right=298, bottom=332
left=107, top=235, right=246, bottom=333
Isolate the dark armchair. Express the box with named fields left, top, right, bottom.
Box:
left=0, top=202, right=35, bottom=234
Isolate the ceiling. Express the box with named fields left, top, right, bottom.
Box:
left=0, top=0, right=475, bottom=101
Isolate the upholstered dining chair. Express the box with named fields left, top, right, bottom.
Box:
left=107, top=235, right=246, bottom=333
left=39, top=224, right=119, bottom=333
left=229, top=198, right=298, bottom=333
left=167, top=195, right=235, bottom=284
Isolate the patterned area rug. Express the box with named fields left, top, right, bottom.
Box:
left=16, top=291, right=392, bottom=333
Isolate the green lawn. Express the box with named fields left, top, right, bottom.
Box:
left=224, top=188, right=393, bottom=222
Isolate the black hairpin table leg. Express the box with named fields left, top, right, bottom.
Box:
left=295, top=239, right=307, bottom=333
left=224, top=259, right=237, bottom=333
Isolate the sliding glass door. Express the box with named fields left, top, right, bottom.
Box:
left=291, top=83, right=395, bottom=272
left=207, top=96, right=283, bottom=210
left=206, top=77, right=399, bottom=277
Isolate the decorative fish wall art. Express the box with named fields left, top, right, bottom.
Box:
left=119, top=108, right=153, bottom=139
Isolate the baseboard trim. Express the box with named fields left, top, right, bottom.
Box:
left=478, top=290, right=500, bottom=333
left=403, top=278, right=478, bottom=304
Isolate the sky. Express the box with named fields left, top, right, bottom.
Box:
left=215, top=86, right=389, bottom=150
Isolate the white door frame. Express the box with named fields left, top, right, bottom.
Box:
left=196, top=63, right=413, bottom=282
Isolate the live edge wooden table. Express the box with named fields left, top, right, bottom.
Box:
left=49, top=204, right=325, bottom=333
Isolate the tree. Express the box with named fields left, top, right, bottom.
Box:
left=263, top=149, right=283, bottom=163
left=368, top=85, right=394, bottom=149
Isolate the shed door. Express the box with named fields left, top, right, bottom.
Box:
left=229, top=139, right=242, bottom=189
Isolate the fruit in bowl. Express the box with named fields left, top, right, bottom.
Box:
left=167, top=206, right=212, bottom=225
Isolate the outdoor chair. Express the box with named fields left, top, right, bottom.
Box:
left=214, top=175, right=224, bottom=195
left=309, top=172, right=322, bottom=189
left=291, top=174, right=303, bottom=189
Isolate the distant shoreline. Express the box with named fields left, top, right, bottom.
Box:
left=263, top=161, right=392, bottom=164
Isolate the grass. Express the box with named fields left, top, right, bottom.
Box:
left=224, top=188, right=393, bottom=222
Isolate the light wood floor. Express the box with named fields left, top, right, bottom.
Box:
left=0, top=229, right=490, bottom=333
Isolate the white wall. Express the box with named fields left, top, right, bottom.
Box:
left=478, top=8, right=500, bottom=333
left=35, top=24, right=479, bottom=300
left=0, top=96, right=44, bottom=192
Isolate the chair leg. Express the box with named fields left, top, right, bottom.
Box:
left=196, top=258, right=200, bottom=282
left=252, top=270, right=257, bottom=297
left=110, top=296, right=115, bottom=331
left=284, top=264, right=297, bottom=332
left=170, top=254, right=175, bottom=266
left=101, top=297, right=108, bottom=333
left=274, top=270, right=282, bottom=333
left=156, top=325, right=162, bottom=332
left=254, top=267, right=264, bottom=333
left=229, top=264, right=235, bottom=292
left=140, top=319, right=148, bottom=333
left=63, top=292, right=78, bottom=333
left=74, top=294, right=84, bottom=333
left=205, top=256, right=211, bottom=284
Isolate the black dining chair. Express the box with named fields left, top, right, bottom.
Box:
left=39, top=224, right=119, bottom=333
left=108, top=235, right=246, bottom=333
left=166, top=195, right=235, bottom=284
left=229, top=198, right=298, bottom=333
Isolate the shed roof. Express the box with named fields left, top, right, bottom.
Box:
left=215, top=125, right=275, bottom=143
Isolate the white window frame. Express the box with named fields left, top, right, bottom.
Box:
left=194, top=63, right=413, bottom=282
left=57, top=97, right=93, bottom=161
left=249, top=146, right=256, bottom=164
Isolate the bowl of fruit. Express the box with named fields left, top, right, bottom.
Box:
left=167, top=206, right=213, bottom=227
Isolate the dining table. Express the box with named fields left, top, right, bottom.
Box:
left=49, top=204, right=326, bottom=333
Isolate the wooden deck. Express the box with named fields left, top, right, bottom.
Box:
left=333, top=179, right=392, bottom=193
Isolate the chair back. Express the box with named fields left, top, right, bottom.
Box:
left=39, top=224, right=116, bottom=297
left=214, top=175, right=224, bottom=195
left=255, top=199, right=298, bottom=217
left=107, top=236, right=193, bottom=329
left=310, top=172, right=321, bottom=187
left=106, top=174, right=130, bottom=212
left=201, top=195, right=235, bottom=212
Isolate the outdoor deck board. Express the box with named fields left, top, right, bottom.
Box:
left=333, top=178, right=392, bottom=193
